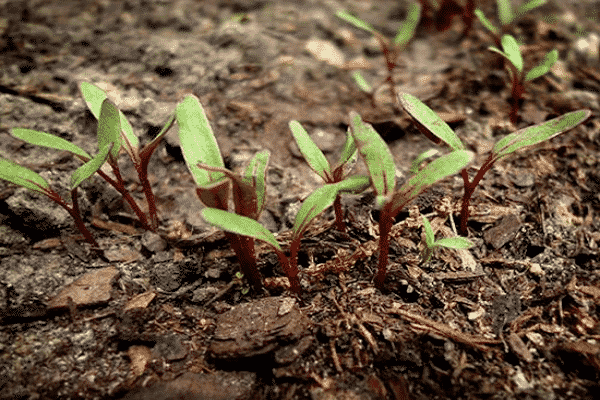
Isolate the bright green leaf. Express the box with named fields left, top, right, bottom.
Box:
left=394, top=1, right=421, bottom=46
left=351, top=71, right=373, bottom=93
left=525, top=49, right=558, bottom=81
left=289, top=120, right=331, bottom=181
left=390, top=150, right=474, bottom=216
left=516, top=0, right=547, bottom=17
left=10, top=128, right=91, bottom=161
left=97, top=99, right=122, bottom=160
left=79, top=82, right=138, bottom=154
left=336, top=10, right=376, bottom=34
left=349, top=112, right=396, bottom=198
left=474, top=9, right=499, bottom=35
left=0, top=157, right=50, bottom=194
left=201, top=207, right=282, bottom=252
left=422, top=216, right=435, bottom=248
left=497, top=0, right=514, bottom=26
left=176, top=95, right=225, bottom=187
left=71, top=143, right=113, bottom=189
left=399, top=92, right=466, bottom=151
left=335, top=129, right=359, bottom=179
left=501, top=34, right=523, bottom=73
left=243, top=150, right=270, bottom=216
left=410, top=149, right=440, bottom=174
left=493, top=109, right=591, bottom=161
left=434, top=237, right=474, bottom=249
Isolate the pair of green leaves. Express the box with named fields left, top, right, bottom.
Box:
left=422, top=216, right=473, bottom=263
left=489, top=34, right=558, bottom=82
left=475, top=0, right=547, bottom=35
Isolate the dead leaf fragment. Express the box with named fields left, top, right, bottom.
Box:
left=47, top=266, right=119, bottom=310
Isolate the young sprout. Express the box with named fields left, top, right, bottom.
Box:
left=348, top=112, right=474, bottom=289
left=475, top=0, right=548, bottom=42
left=289, top=120, right=363, bottom=231
left=336, top=2, right=421, bottom=110
left=1, top=99, right=120, bottom=247
left=176, top=95, right=272, bottom=292
left=399, top=91, right=591, bottom=235
left=11, top=83, right=176, bottom=232
left=488, top=34, right=558, bottom=123
left=421, top=215, right=473, bottom=263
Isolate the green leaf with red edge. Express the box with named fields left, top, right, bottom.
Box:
left=389, top=150, right=474, bottom=217
left=0, top=157, right=50, bottom=194
left=289, top=120, right=332, bottom=181
left=70, top=143, right=113, bottom=189
left=176, top=95, right=226, bottom=187
left=492, top=109, right=591, bottom=162
left=10, top=128, right=91, bottom=161
left=348, top=112, right=396, bottom=201
left=201, top=207, right=283, bottom=252
left=97, top=99, right=121, bottom=161
left=399, top=92, right=466, bottom=151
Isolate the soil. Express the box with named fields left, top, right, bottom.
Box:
left=1, top=0, right=600, bottom=399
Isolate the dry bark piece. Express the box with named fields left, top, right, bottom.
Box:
left=483, top=213, right=521, bottom=250
left=47, top=266, right=119, bottom=310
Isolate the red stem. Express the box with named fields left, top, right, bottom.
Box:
left=136, top=164, right=159, bottom=230
left=333, top=195, right=346, bottom=232
left=459, top=158, right=495, bottom=235
left=278, top=248, right=300, bottom=295
left=224, top=232, right=262, bottom=291
left=374, top=204, right=393, bottom=289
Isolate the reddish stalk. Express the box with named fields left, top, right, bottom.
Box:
left=374, top=203, right=394, bottom=289
left=333, top=195, right=346, bottom=232
left=459, top=157, right=494, bottom=235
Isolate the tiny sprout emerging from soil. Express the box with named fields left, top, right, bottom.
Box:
left=176, top=95, right=287, bottom=293
left=475, top=0, right=547, bottom=42
left=336, top=2, right=421, bottom=109
left=488, top=34, right=558, bottom=123
left=289, top=120, right=363, bottom=231
left=348, top=111, right=474, bottom=289
left=399, top=91, right=591, bottom=235
left=1, top=99, right=121, bottom=247
left=421, top=215, right=473, bottom=264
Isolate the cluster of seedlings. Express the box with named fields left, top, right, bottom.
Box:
left=0, top=0, right=592, bottom=294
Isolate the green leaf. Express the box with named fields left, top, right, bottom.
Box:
left=394, top=1, right=421, bottom=46
left=501, top=34, right=523, bottom=73
left=497, top=0, right=514, bottom=26
left=70, top=143, right=113, bottom=189
left=292, top=175, right=370, bottom=238
left=399, top=92, right=466, bottom=151
left=201, top=207, right=283, bottom=252
left=79, top=82, right=138, bottom=155
left=289, top=120, right=331, bottom=181
left=351, top=71, right=373, bottom=93
left=516, top=0, right=547, bottom=17
left=525, top=49, right=558, bottom=81
left=336, top=10, right=376, bottom=34
left=475, top=9, right=499, bottom=35
left=0, top=157, right=50, bottom=194
left=97, top=99, right=122, bottom=161
left=434, top=237, right=474, bottom=249
left=422, top=216, right=435, bottom=248
left=390, top=150, right=474, bottom=216
left=349, top=112, right=396, bottom=198
left=334, top=129, right=359, bottom=178
left=10, top=128, right=91, bottom=161
left=410, top=149, right=440, bottom=174
left=492, top=109, right=591, bottom=161
left=140, top=113, right=176, bottom=162
left=243, top=150, right=270, bottom=216
left=176, top=95, right=226, bottom=187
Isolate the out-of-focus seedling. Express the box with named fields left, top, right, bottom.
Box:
left=488, top=34, right=558, bottom=123
left=399, top=91, right=591, bottom=235
left=11, top=82, right=176, bottom=232
left=336, top=2, right=421, bottom=110
left=421, top=215, right=473, bottom=263
left=176, top=95, right=276, bottom=292
left=475, top=0, right=547, bottom=43
left=1, top=99, right=121, bottom=247
left=349, top=112, right=474, bottom=288
left=289, top=120, right=363, bottom=231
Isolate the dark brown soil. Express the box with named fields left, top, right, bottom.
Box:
left=1, top=0, right=600, bottom=399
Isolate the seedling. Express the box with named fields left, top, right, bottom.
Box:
left=399, top=91, right=591, bottom=235
left=488, top=34, right=558, bottom=123
left=176, top=95, right=272, bottom=292
left=421, top=215, right=473, bottom=263
left=348, top=112, right=474, bottom=288
left=336, top=2, right=421, bottom=110
left=0, top=99, right=120, bottom=247
left=289, top=120, right=363, bottom=231
left=11, top=82, right=176, bottom=231
left=475, top=0, right=547, bottom=43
